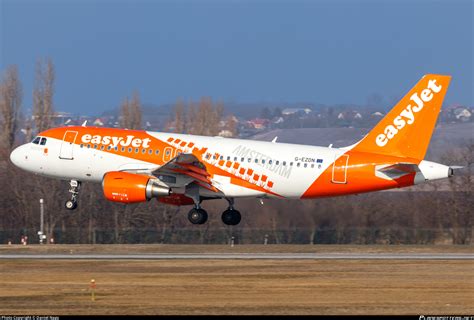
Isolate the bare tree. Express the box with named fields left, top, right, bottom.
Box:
left=0, top=65, right=22, bottom=152
left=119, top=91, right=142, bottom=130
left=442, top=143, right=474, bottom=244
left=212, top=101, right=224, bottom=136
left=187, top=97, right=224, bottom=136
left=130, top=91, right=142, bottom=130
left=185, top=100, right=196, bottom=134
left=119, top=97, right=131, bottom=128
left=223, top=114, right=238, bottom=137
left=33, top=57, right=55, bottom=133
left=174, top=99, right=186, bottom=133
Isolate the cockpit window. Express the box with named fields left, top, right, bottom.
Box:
left=32, top=137, right=41, bottom=144
left=40, top=138, right=47, bottom=145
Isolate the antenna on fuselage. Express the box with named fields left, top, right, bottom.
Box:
left=271, top=136, right=278, bottom=143
left=82, top=120, right=87, bottom=127
left=328, top=144, right=333, bottom=148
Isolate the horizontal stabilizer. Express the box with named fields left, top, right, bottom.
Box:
left=375, top=163, right=419, bottom=180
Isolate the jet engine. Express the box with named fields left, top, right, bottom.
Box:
left=102, top=171, right=170, bottom=203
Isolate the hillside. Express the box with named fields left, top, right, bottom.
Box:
left=250, top=122, right=473, bottom=161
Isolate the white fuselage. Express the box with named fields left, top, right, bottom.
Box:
left=11, top=130, right=340, bottom=199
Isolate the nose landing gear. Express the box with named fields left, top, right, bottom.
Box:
left=65, top=180, right=81, bottom=210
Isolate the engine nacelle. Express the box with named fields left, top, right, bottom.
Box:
left=102, top=171, right=170, bottom=203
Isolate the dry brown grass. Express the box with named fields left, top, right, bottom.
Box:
left=0, top=256, right=473, bottom=315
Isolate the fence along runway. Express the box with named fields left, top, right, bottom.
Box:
left=1, top=252, right=472, bottom=260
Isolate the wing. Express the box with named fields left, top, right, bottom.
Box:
left=151, top=153, right=221, bottom=194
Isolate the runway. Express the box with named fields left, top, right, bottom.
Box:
left=1, top=253, right=472, bottom=260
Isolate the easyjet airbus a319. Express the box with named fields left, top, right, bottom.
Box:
left=10, top=75, right=455, bottom=225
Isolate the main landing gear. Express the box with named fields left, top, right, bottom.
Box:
left=187, top=206, right=208, bottom=225
left=186, top=197, right=241, bottom=226
left=221, top=198, right=241, bottom=226
left=65, top=180, right=81, bottom=210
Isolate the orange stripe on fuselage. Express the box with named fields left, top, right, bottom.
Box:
left=301, top=150, right=419, bottom=199
left=41, top=126, right=171, bottom=166
left=40, top=126, right=282, bottom=197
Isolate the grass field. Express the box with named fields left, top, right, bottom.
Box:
left=0, top=245, right=473, bottom=315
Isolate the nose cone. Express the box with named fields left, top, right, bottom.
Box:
left=10, top=145, right=27, bottom=169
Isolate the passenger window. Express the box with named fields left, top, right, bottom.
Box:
left=107, top=146, right=111, bottom=150
left=297, top=162, right=300, bottom=167
left=304, top=163, right=307, bottom=168
left=135, top=148, right=139, bottom=153
left=32, top=137, right=41, bottom=144
left=311, top=164, right=314, bottom=168
left=220, top=156, right=224, bottom=160
left=227, top=156, right=230, bottom=161
left=149, top=149, right=153, bottom=155
left=155, top=149, right=160, bottom=155
left=100, top=145, right=105, bottom=150
left=128, top=147, right=132, bottom=153
left=248, top=158, right=251, bottom=163
left=262, top=159, right=265, bottom=164
left=234, top=157, right=237, bottom=161
left=283, top=161, right=286, bottom=166
left=94, top=145, right=98, bottom=149
left=80, top=144, right=84, bottom=148
left=241, top=157, right=244, bottom=162
left=269, top=160, right=273, bottom=165
left=255, top=159, right=258, bottom=163
left=121, top=147, right=125, bottom=152
left=40, top=138, right=47, bottom=145
left=276, top=161, right=279, bottom=165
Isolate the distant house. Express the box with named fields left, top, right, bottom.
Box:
left=371, top=111, right=384, bottom=117
left=454, top=108, right=471, bottom=121
left=49, top=111, right=74, bottom=126
left=338, top=110, right=363, bottom=120
left=247, top=118, right=269, bottom=130
left=282, top=108, right=312, bottom=116
left=93, top=118, right=104, bottom=126
left=273, top=117, right=284, bottom=124
left=218, top=130, right=234, bottom=137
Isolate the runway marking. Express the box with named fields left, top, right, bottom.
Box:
left=0, top=253, right=473, bottom=260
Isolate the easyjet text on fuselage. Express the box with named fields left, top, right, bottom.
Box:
left=81, top=134, right=151, bottom=148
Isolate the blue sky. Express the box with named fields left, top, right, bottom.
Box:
left=1, top=0, right=472, bottom=115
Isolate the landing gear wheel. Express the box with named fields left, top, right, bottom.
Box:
left=222, top=209, right=241, bottom=226
left=65, top=199, right=78, bottom=210
left=188, top=208, right=208, bottom=225
left=65, top=180, right=81, bottom=211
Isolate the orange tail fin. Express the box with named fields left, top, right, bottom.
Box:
left=351, top=74, right=451, bottom=160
